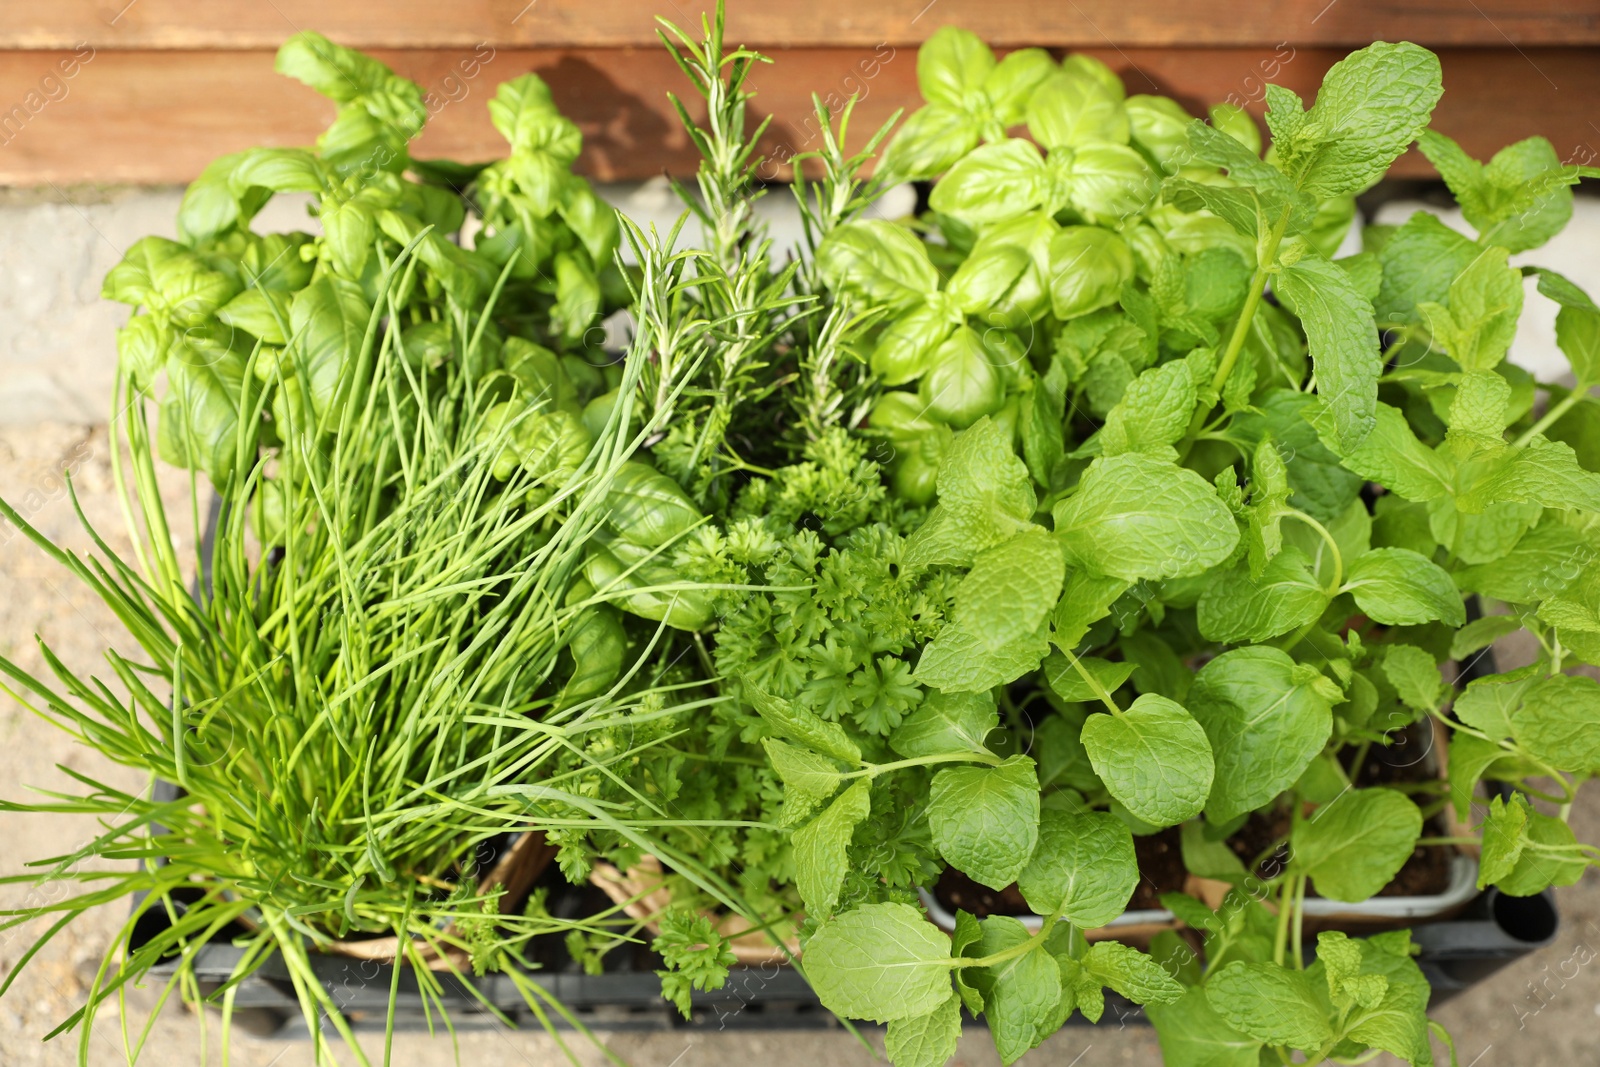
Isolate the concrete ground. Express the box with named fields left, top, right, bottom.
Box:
left=3, top=188, right=1600, bottom=1064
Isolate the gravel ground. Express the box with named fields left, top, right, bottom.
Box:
left=0, top=422, right=1595, bottom=1066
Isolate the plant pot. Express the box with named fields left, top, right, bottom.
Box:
left=589, top=857, right=800, bottom=965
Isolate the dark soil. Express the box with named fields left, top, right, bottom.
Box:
left=933, top=825, right=1187, bottom=919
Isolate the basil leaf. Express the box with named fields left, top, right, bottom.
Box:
left=1293, top=787, right=1423, bottom=901
left=927, top=756, right=1041, bottom=889
left=1017, top=809, right=1137, bottom=927
left=816, top=220, right=940, bottom=312
left=804, top=903, right=953, bottom=1023
left=917, top=25, right=994, bottom=109
left=1081, top=694, right=1214, bottom=828
left=1048, top=226, right=1135, bottom=319
left=928, top=139, right=1047, bottom=223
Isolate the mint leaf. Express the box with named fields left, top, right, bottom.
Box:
left=1375, top=211, right=1481, bottom=326
left=1340, top=934, right=1434, bottom=1065
left=804, top=903, right=953, bottom=1022
left=1478, top=792, right=1530, bottom=888
left=1188, top=647, right=1338, bottom=824
left=928, top=756, right=1041, bottom=889
left=1275, top=252, right=1380, bottom=451
left=905, top=417, right=1037, bottom=568
left=1081, top=941, right=1183, bottom=1006
left=1149, top=987, right=1263, bottom=1067
left=1278, top=42, right=1443, bottom=199
left=1081, top=694, right=1214, bottom=827
left=1204, top=961, right=1335, bottom=1051
left=1017, top=809, right=1138, bottom=927
left=1293, top=787, right=1423, bottom=901
left=1342, top=547, right=1466, bottom=626
left=968, top=917, right=1061, bottom=1065
left=792, top=778, right=872, bottom=919
left=1496, top=805, right=1587, bottom=896
left=1459, top=437, right=1600, bottom=514
left=1053, top=453, right=1239, bottom=581
left=1310, top=401, right=1453, bottom=502
left=1509, top=672, right=1600, bottom=772
left=1052, top=570, right=1131, bottom=648
left=1380, top=644, right=1445, bottom=712
left=1099, top=346, right=1198, bottom=456
left=1455, top=520, right=1591, bottom=604
left=1043, top=653, right=1135, bottom=704
left=915, top=616, right=1051, bottom=693
left=885, top=993, right=961, bottom=1067
left=763, top=738, right=844, bottom=804
left=745, top=682, right=862, bottom=764
left=951, top=909, right=986, bottom=1014
left=1417, top=245, right=1523, bottom=373
left=1196, top=547, right=1329, bottom=644
left=950, top=528, right=1066, bottom=651
left=890, top=689, right=999, bottom=760
left=1231, top=389, right=1363, bottom=522
left=1449, top=731, right=1514, bottom=821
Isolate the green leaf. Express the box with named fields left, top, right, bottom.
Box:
left=1231, top=389, right=1363, bottom=523
left=1342, top=547, right=1466, bottom=627
left=1196, top=548, right=1328, bottom=644
left=918, top=25, right=994, bottom=109
left=1496, top=805, right=1587, bottom=896
left=1081, top=941, right=1183, bottom=1005
left=1048, top=226, right=1135, bottom=320
left=159, top=347, right=248, bottom=482
left=1454, top=520, right=1591, bottom=604
left=1458, top=437, right=1600, bottom=514
left=804, top=903, right=953, bottom=1023
left=1276, top=42, right=1443, bottom=199
left=1339, top=933, right=1434, bottom=1064
left=1274, top=251, right=1380, bottom=452
left=276, top=30, right=398, bottom=102
left=1017, top=809, right=1137, bottom=926
left=915, top=616, right=1051, bottom=693
left=816, top=220, right=940, bottom=312
left=1317, top=400, right=1454, bottom=502
left=872, top=296, right=963, bottom=386
left=1418, top=245, right=1523, bottom=373
left=1510, top=672, right=1600, bottom=772
left=950, top=910, right=986, bottom=1014
left=1149, top=987, right=1263, bottom=1067
left=1028, top=71, right=1128, bottom=150
left=1179, top=823, right=1249, bottom=882
left=1293, top=787, right=1423, bottom=902
left=286, top=275, right=371, bottom=418
left=928, top=139, right=1047, bottom=223
left=1067, top=144, right=1159, bottom=226
left=968, top=917, right=1060, bottom=1066
left=1099, top=355, right=1198, bottom=456
left=1478, top=792, right=1530, bottom=888
left=792, top=779, right=872, bottom=919
left=881, top=105, right=983, bottom=181
left=762, top=738, right=844, bottom=803
left=1043, top=653, right=1135, bottom=704
left=1449, top=731, right=1511, bottom=820
left=1375, top=211, right=1481, bottom=326
left=1051, top=570, right=1130, bottom=649
left=102, top=236, right=240, bottom=325
left=905, top=417, right=1037, bottom=568
left=745, top=683, right=862, bottom=764
left=1053, top=453, right=1240, bottom=581
left=1188, top=647, right=1338, bottom=824
left=1081, top=694, right=1214, bottom=828
left=928, top=756, right=1041, bottom=889
left=885, top=993, right=961, bottom=1067
left=950, top=528, right=1065, bottom=651
left=1450, top=614, right=1523, bottom=661
left=890, top=690, right=999, bottom=760
left=1205, top=961, right=1334, bottom=1051
left=1381, top=644, right=1445, bottom=712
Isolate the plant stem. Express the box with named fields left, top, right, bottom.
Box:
left=1063, top=648, right=1123, bottom=717
left=1513, top=384, right=1589, bottom=448
left=840, top=750, right=1006, bottom=781
left=1186, top=205, right=1294, bottom=443
left=1283, top=508, right=1345, bottom=595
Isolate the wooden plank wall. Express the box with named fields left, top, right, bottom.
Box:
left=1, top=1, right=1598, bottom=184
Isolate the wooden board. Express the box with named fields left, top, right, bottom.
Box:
left=8, top=0, right=1600, bottom=50
left=2, top=45, right=1597, bottom=185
